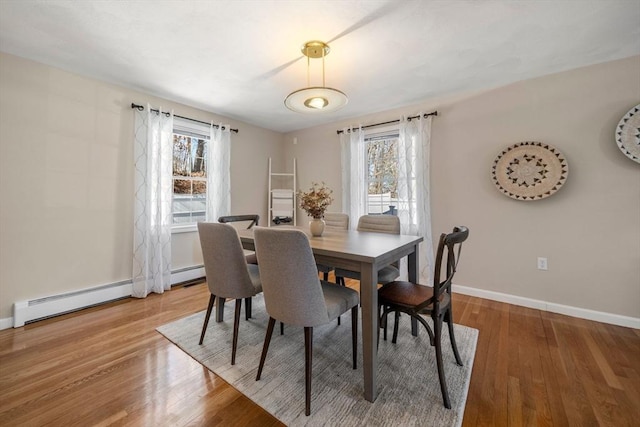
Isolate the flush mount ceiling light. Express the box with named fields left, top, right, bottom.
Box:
left=284, top=40, right=348, bottom=114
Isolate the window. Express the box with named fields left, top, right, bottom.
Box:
left=172, top=119, right=209, bottom=226
left=366, top=131, right=400, bottom=215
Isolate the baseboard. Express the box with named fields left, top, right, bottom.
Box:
left=171, top=266, right=205, bottom=285
left=6, top=265, right=205, bottom=330
left=0, top=317, right=13, bottom=330
left=453, top=284, right=640, bottom=329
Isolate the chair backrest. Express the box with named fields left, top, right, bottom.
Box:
left=218, top=214, right=259, bottom=229
left=433, top=226, right=469, bottom=299
left=324, top=212, right=349, bottom=230
left=198, top=222, right=257, bottom=299
left=357, top=214, right=400, bottom=234
left=253, top=227, right=329, bottom=327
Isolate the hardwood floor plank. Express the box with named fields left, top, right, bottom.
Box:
left=553, top=320, right=602, bottom=426
left=538, top=315, right=570, bottom=427
left=507, top=376, right=523, bottom=426
left=476, top=300, right=506, bottom=426
left=621, top=366, right=640, bottom=409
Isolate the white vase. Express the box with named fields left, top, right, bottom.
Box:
left=309, top=218, right=325, bottom=237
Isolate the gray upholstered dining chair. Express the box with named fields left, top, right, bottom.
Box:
left=316, top=212, right=350, bottom=281
left=316, top=212, right=350, bottom=325
left=334, top=214, right=401, bottom=286
left=253, top=227, right=359, bottom=416
left=323, top=212, right=350, bottom=229
left=197, top=222, right=262, bottom=365
left=218, top=214, right=260, bottom=264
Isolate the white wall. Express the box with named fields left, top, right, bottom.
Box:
left=285, top=56, right=640, bottom=320
left=0, top=52, right=284, bottom=320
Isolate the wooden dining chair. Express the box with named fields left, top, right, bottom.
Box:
left=197, top=222, right=262, bottom=365
left=218, top=214, right=260, bottom=264
left=378, top=226, right=469, bottom=409
left=253, top=227, right=359, bottom=416
left=334, top=214, right=401, bottom=286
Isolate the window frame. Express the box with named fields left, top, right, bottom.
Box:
left=364, top=126, right=400, bottom=215
left=171, top=118, right=211, bottom=233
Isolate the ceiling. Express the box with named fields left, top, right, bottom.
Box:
left=1, top=1, right=639, bottom=133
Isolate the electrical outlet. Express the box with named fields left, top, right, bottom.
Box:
left=537, top=257, right=548, bottom=271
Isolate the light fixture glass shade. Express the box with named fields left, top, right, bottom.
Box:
left=284, top=86, right=348, bottom=113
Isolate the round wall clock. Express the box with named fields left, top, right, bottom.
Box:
left=491, top=141, right=568, bottom=201
left=615, top=104, right=640, bottom=164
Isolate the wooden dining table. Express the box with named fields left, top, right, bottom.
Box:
left=237, top=226, right=423, bottom=403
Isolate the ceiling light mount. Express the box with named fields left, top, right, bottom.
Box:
left=284, top=40, right=348, bottom=114
left=301, top=40, right=331, bottom=58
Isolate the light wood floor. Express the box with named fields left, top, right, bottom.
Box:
left=1, top=279, right=638, bottom=426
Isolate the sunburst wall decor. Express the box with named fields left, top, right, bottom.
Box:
left=615, top=104, right=640, bottom=164
left=491, top=141, right=569, bottom=201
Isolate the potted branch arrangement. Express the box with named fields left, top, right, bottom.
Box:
left=297, top=182, right=334, bottom=237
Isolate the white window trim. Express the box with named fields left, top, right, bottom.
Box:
left=365, top=125, right=401, bottom=215
left=172, top=118, right=210, bottom=231
left=364, top=123, right=399, bottom=137
left=172, top=224, right=198, bottom=234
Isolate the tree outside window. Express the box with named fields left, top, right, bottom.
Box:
left=366, top=134, right=399, bottom=214
left=172, top=133, right=208, bottom=225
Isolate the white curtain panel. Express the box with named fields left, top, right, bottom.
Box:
left=132, top=105, right=173, bottom=298
left=206, top=124, right=231, bottom=222
left=340, top=126, right=366, bottom=229
left=397, top=115, right=434, bottom=285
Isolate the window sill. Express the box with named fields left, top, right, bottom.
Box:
left=172, top=224, right=198, bottom=234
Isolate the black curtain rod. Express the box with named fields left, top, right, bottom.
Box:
left=336, top=111, right=438, bottom=134
left=130, top=103, right=239, bottom=133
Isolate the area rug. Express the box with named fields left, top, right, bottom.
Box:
left=157, top=295, right=478, bottom=426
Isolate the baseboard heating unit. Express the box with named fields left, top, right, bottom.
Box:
left=12, top=265, right=205, bottom=328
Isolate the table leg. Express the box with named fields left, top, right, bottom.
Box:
left=360, top=263, right=379, bottom=402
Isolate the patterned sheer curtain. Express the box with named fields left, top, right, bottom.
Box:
left=340, top=126, right=366, bottom=228
left=397, top=114, right=434, bottom=285
left=132, top=105, right=173, bottom=298
left=206, top=123, right=231, bottom=221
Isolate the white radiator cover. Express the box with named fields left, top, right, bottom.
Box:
left=12, top=266, right=205, bottom=327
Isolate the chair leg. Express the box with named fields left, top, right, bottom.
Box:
left=392, top=311, right=400, bottom=344
left=199, top=294, right=216, bottom=345
left=304, top=327, right=313, bottom=416
left=434, top=315, right=451, bottom=409
left=231, top=299, right=242, bottom=365
left=446, top=307, right=463, bottom=365
left=215, top=297, right=226, bottom=322
left=280, top=321, right=284, bottom=335
left=382, top=307, right=388, bottom=341
left=351, top=306, right=358, bottom=369
left=377, top=304, right=382, bottom=347
left=256, top=317, right=276, bottom=380
left=245, top=297, right=252, bottom=320
left=337, top=315, right=341, bottom=326
left=323, top=272, right=329, bottom=281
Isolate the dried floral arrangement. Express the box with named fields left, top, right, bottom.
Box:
left=297, top=182, right=334, bottom=219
